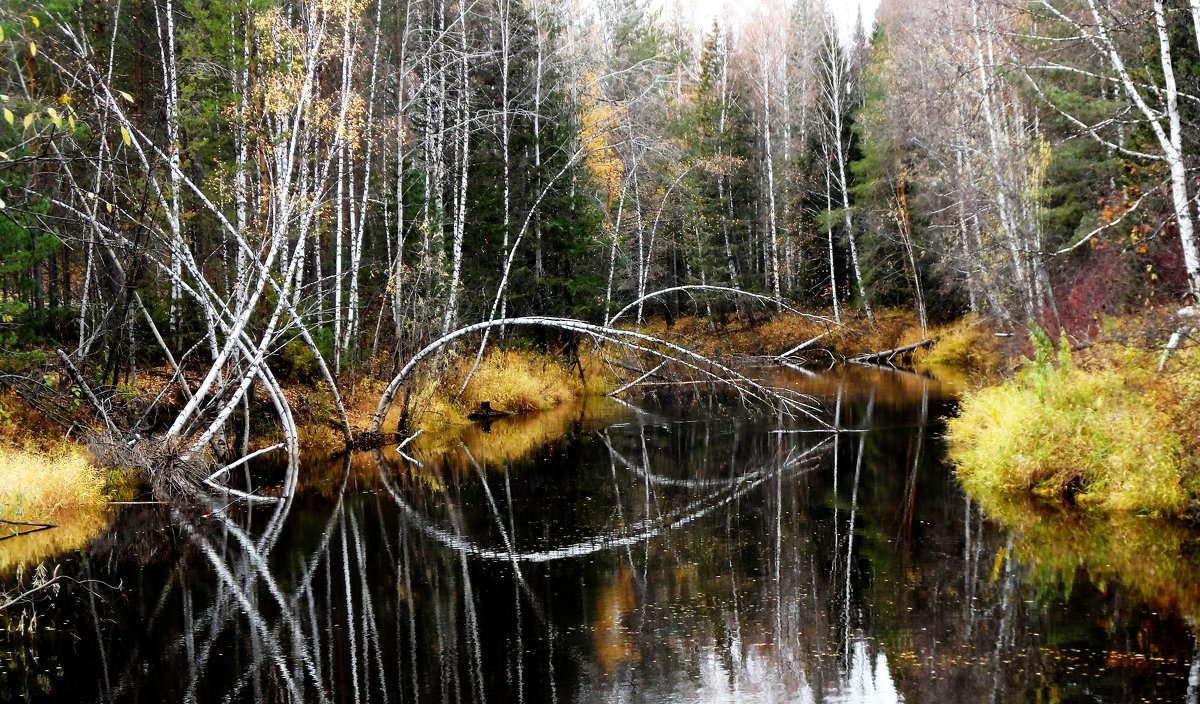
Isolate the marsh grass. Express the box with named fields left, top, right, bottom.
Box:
left=0, top=445, right=117, bottom=571
left=455, top=348, right=584, bottom=413
left=948, top=325, right=1190, bottom=514
left=915, top=315, right=1004, bottom=375
left=0, top=446, right=107, bottom=522
left=635, top=309, right=919, bottom=360
left=407, top=396, right=618, bottom=471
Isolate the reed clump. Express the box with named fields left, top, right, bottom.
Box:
left=635, top=309, right=926, bottom=362
left=915, top=315, right=1004, bottom=374
left=0, top=446, right=107, bottom=523
left=948, top=324, right=1189, bottom=514
left=0, top=445, right=115, bottom=570
left=455, top=348, right=584, bottom=413
left=393, top=346, right=613, bottom=435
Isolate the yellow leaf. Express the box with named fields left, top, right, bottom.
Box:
left=30, top=15, right=40, bottom=28
left=118, top=91, right=134, bottom=104
left=29, top=42, right=36, bottom=58
left=0, top=26, right=5, bottom=42
left=46, top=107, right=57, bottom=121
left=0, top=151, right=9, bottom=160
left=68, top=114, right=75, bottom=131
left=3, top=108, right=12, bottom=126
left=0, top=197, right=6, bottom=210
left=105, top=201, right=113, bottom=213
left=23, top=113, right=33, bottom=130
left=120, top=125, right=131, bottom=146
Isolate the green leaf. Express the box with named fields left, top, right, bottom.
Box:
left=0, top=26, right=5, bottom=42
left=119, top=125, right=131, bottom=146
left=2, top=108, right=12, bottom=126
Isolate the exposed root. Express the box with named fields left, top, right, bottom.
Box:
left=88, top=434, right=212, bottom=502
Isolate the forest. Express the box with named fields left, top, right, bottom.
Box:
left=7, top=0, right=1200, bottom=700
left=1, top=0, right=1199, bottom=502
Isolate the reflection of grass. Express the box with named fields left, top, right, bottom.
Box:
left=973, top=493, right=1200, bottom=624
left=0, top=509, right=110, bottom=572
left=408, top=396, right=619, bottom=471
left=300, top=396, right=624, bottom=498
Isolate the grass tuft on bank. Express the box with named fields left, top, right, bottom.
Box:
left=915, top=315, right=1004, bottom=374
left=0, top=446, right=107, bottom=522
left=948, top=323, right=1193, bottom=515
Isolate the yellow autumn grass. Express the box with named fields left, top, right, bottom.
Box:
left=0, top=445, right=112, bottom=570
left=948, top=324, right=1198, bottom=514
left=406, top=395, right=620, bottom=471
left=399, top=346, right=616, bottom=435
left=0, top=446, right=106, bottom=521
left=914, top=315, right=1004, bottom=375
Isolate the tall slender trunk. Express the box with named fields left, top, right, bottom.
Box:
left=1153, top=0, right=1200, bottom=297
left=154, top=0, right=183, bottom=344
left=442, top=0, right=470, bottom=334
left=762, top=65, right=781, bottom=307
left=824, top=152, right=841, bottom=324
left=971, top=0, right=1034, bottom=317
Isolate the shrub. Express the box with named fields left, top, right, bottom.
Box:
left=455, top=348, right=583, bottom=414
left=918, top=315, right=1002, bottom=373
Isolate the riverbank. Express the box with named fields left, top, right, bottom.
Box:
left=0, top=308, right=994, bottom=568
left=947, top=312, right=1200, bottom=516
left=0, top=402, right=138, bottom=571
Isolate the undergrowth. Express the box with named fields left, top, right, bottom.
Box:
left=915, top=315, right=1004, bottom=374
left=948, top=322, right=1190, bottom=514
left=0, top=446, right=107, bottom=522
left=344, top=345, right=615, bottom=437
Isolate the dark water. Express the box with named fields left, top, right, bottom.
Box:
left=3, top=369, right=1200, bottom=703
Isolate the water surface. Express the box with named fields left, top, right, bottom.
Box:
left=2, top=368, right=1199, bottom=703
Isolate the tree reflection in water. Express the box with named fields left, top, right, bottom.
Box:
left=2, top=371, right=1198, bottom=703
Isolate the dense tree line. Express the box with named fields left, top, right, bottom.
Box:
left=0, top=0, right=1197, bottom=455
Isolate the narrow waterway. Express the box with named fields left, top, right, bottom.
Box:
left=2, top=367, right=1198, bottom=703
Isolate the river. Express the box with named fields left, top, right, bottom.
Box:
left=2, top=366, right=1199, bottom=702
